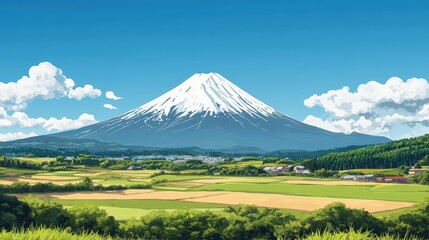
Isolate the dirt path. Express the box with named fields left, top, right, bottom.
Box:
left=19, top=189, right=413, bottom=213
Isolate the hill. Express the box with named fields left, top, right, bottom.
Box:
left=302, top=134, right=429, bottom=170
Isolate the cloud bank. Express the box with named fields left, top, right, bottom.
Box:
left=0, top=107, right=97, bottom=131
left=303, top=77, right=429, bottom=139
left=0, top=62, right=101, bottom=111
left=0, top=132, right=38, bottom=142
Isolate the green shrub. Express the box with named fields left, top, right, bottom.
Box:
left=0, top=194, right=32, bottom=231
left=69, top=205, right=119, bottom=236
left=22, top=195, right=70, bottom=228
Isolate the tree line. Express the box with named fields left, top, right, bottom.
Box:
left=0, top=178, right=152, bottom=194
left=302, top=134, right=429, bottom=171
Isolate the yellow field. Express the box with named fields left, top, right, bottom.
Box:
left=16, top=157, right=56, bottom=163
left=22, top=189, right=413, bottom=213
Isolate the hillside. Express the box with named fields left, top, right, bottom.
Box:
left=302, top=134, right=429, bottom=170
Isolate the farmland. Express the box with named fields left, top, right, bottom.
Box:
left=2, top=164, right=427, bottom=221
left=52, top=199, right=226, bottom=220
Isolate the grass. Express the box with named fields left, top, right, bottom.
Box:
left=54, top=199, right=226, bottom=220
left=339, top=168, right=401, bottom=176
left=223, top=160, right=280, bottom=168
left=299, top=229, right=420, bottom=240
left=0, top=228, right=111, bottom=240
left=372, top=207, right=411, bottom=218
left=191, top=182, right=429, bottom=202
left=53, top=199, right=226, bottom=209
left=0, top=167, right=42, bottom=177
left=16, top=157, right=56, bottom=163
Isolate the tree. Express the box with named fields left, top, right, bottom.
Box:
left=22, top=195, right=70, bottom=227
left=56, top=156, right=66, bottom=162
left=389, top=198, right=429, bottom=237
left=276, top=202, right=386, bottom=239
left=411, top=171, right=429, bottom=185
left=420, top=155, right=429, bottom=166
left=69, top=205, right=119, bottom=236
left=0, top=193, right=32, bottom=230
left=224, top=205, right=296, bottom=240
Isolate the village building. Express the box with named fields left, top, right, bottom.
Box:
left=376, top=176, right=408, bottom=183
left=408, top=167, right=428, bottom=176
left=340, top=174, right=376, bottom=181
left=263, top=165, right=293, bottom=174
left=263, top=165, right=311, bottom=175
left=293, top=165, right=311, bottom=174
left=127, top=165, right=142, bottom=170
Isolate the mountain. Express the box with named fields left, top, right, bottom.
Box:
left=54, top=73, right=389, bottom=151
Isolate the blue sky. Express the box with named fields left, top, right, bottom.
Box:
left=0, top=1, right=429, bottom=140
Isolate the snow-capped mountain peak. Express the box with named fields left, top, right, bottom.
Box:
left=54, top=72, right=390, bottom=151
left=123, top=72, right=276, bottom=119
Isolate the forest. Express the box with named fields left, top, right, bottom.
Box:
left=302, top=134, right=429, bottom=171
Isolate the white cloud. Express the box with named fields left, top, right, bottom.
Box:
left=0, top=107, right=97, bottom=131
left=68, top=84, right=101, bottom=100
left=103, top=103, right=117, bottom=110
left=105, top=91, right=122, bottom=100
left=11, top=112, right=47, bottom=128
left=0, top=132, right=37, bottom=142
left=303, top=77, right=429, bottom=139
left=0, top=62, right=102, bottom=110
left=43, top=113, right=98, bottom=131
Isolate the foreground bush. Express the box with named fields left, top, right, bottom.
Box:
left=275, top=202, right=386, bottom=239
left=0, top=194, right=32, bottom=231
left=22, top=196, right=70, bottom=228
left=300, top=229, right=421, bottom=240
left=387, top=198, right=429, bottom=237
left=0, top=228, right=113, bottom=240
left=121, top=205, right=295, bottom=240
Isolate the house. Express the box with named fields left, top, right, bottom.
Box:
left=293, top=165, right=305, bottom=172
left=127, top=165, right=142, bottom=170
left=382, top=176, right=408, bottom=183
left=363, top=175, right=376, bottom=181
left=408, top=168, right=427, bottom=176
left=263, top=166, right=289, bottom=174
left=340, top=174, right=376, bottom=182
left=341, top=175, right=360, bottom=180
left=293, top=166, right=311, bottom=174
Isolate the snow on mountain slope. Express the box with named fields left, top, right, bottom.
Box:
left=123, top=72, right=276, bottom=119
left=54, top=73, right=390, bottom=151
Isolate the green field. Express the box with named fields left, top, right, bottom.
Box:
left=51, top=199, right=406, bottom=220
left=53, top=199, right=226, bottom=220
left=0, top=167, right=42, bottom=177
left=223, top=160, right=280, bottom=168
left=339, top=168, right=402, bottom=176
left=191, top=182, right=429, bottom=202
